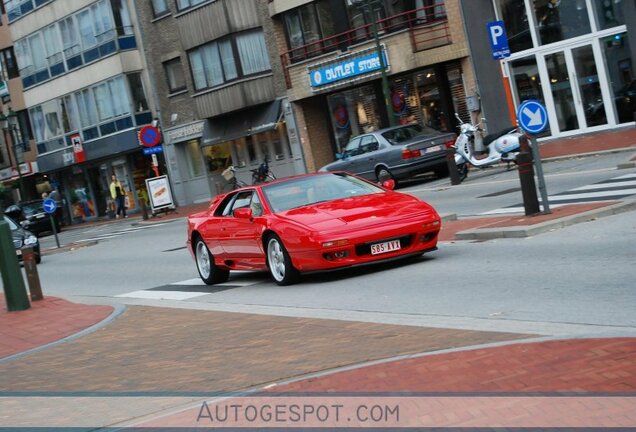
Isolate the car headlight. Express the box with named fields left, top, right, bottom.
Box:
left=24, top=235, right=38, bottom=246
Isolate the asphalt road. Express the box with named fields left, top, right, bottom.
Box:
left=14, top=152, right=636, bottom=337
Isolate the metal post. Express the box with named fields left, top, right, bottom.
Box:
left=22, top=247, right=43, bottom=301
left=0, top=219, right=30, bottom=311
left=49, top=214, right=61, bottom=248
left=528, top=135, right=550, bottom=214
left=446, top=147, right=461, bottom=185
left=360, top=0, right=395, bottom=127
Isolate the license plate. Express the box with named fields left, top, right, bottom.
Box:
left=370, top=239, right=401, bottom=255
left=425, top=145, right=443, bottom=153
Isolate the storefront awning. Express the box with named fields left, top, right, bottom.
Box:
left=203, top=98, right=283, bottom=146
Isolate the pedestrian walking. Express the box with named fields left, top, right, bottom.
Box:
left=109, top=175, right=127, bottom=218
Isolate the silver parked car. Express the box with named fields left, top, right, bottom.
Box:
left=319, top=124, right=456, bottom=183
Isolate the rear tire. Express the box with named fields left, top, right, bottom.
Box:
left=194, top=237, right=229, bottom=285
left=266, top=234, right=299, bottom=286
left=458, top=163, right=468, bottom=182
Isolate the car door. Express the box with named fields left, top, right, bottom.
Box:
left=354, top=135, right=381, bottom=180
left=332, top=137, right=361, bottom=173
left=219, top=190, right=265, bottom=263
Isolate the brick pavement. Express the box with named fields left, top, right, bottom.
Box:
left=439, top=201, right=616, bottom=241
left=0, top=296, right=112, bottom=359
left=0, top=306, right=527, bottom=392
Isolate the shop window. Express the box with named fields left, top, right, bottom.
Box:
left=203, top=143, right=231, bottom=174
left=497, top=0, right=532, bottom=53
left=164, top=58, right=187, bottom=93
left=599, top=32, right=634, bottom=124
left=327, top=84, right=382, bottom=152
left=247, top=136, right=259, bottom=165
left=184, top=139, right=204, bottom=178
left=233, top=138, right=248, bottom=168
left=532, top=0, right=591, bottom=46
left=594, top=0, right=625, bottom=30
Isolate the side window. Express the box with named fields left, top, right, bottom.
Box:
left=343, top=137, right=361, bottom=157
left=218, top=194, right=237, bottom=216
left=360, top=136, right=379, bottom=154
left=251, top=193, right=263, bottom=216
left=230, top=191, right=254, bottom=215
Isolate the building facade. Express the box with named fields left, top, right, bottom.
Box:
left=6, top=0, right=157, bottom=223
left=135, top=0, right=306, bottom=207
left=0, top=1, right=38, bottom=206
left=269, top=0, right=477, bottom=173
left=461, top=0, right=636, bottom=138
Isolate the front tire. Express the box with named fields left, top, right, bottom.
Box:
left=376, top=166, right=395, bottom=184
left=194, top=238, right=229, bottom=285
left=266, top=234, right=299, bottom=286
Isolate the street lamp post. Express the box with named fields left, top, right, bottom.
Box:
left=0, top=109, right=25, bottom=201
left=350, top=0, right=396, bottom=127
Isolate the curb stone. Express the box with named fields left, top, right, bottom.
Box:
left=455, top=200, right=636, bottom=240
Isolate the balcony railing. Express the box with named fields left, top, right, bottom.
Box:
left=280, top=3, right=451, bottom=88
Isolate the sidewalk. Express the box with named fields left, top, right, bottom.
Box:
left=0, top=296, right=113, bottom=359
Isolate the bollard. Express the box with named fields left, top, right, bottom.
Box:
left=0, top=220, right=30, bottom=311
left=446, top=147, right=461, bottom=185
left=141, top=198, right=149, bottom=220
left=517, top=135, right=540, bottom=216
left=22, top=247, right=43, bottom=301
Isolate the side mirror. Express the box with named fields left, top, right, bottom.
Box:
left=233, top=207, right=253, bottom=220
left=382, top=179, right=396, bottom=190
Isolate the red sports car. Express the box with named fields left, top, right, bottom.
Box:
left=186, top=172, right=441, bottom=286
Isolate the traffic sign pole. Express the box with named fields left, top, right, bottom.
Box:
left=43, top=198, right=61, bottom=248
left=517, top=100, right=551, bottom=215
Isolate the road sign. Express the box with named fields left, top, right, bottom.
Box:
left=139, top=125, right=162, bottom=148
left=487, top=21, right=511, bottom=60
left=42, top=198, right=57, bottom=214
left=143, top=145, right=163, bottom=155
left=517, top=100, right=549, bottom=134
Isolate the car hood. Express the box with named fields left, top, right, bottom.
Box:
left=276, top=192, right=438, bottom=233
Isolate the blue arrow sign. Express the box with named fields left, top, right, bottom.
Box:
left=517, top=100, right=549, bottom=134
left=43, top=198, right=57, bottom=214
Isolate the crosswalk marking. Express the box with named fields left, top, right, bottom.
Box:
left=116, top=290, right=210, bottom=300
left=73, top=223, right=171, bottom=243
left=481, top=173, right=636, bottom=215
left=116, top=274, right=266, bottom=300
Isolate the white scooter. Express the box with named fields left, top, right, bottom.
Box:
left=452, top=114, right=523, bottom=183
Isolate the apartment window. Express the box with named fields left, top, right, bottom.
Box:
left=151, top=0, right=170, bottom=17
left=1, top=48, right=19, bottom=79
left=110, top=0, right=133, bottom=35
left=176, top=0, right=207, bottom=12
left=164, top=58, right=186, bottom=93
left=283, top=0, right=335, bottom=55
left=189, top=30, right=271, bottom=92
left=127, top=73, right=149, bottom=112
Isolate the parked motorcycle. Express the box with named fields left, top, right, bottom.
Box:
left=251, top=156, right=276, bottom=184
left=452, top=114, right=523, bottom=182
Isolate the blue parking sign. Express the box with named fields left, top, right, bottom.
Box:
left=487, top=21, right=510, bottom=60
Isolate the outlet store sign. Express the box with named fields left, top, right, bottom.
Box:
left=309, top=48, right=389, bottom=89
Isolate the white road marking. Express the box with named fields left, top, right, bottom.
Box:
left=115, top=290, right=210, bottom=300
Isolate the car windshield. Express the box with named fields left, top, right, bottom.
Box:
left=381, top=125, right=440, bottom=144
left=21, top=201, right=44, bottom=216
left=3, top=215, right=18, bottom=231
left=262, top=173, right=385, bottom=213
